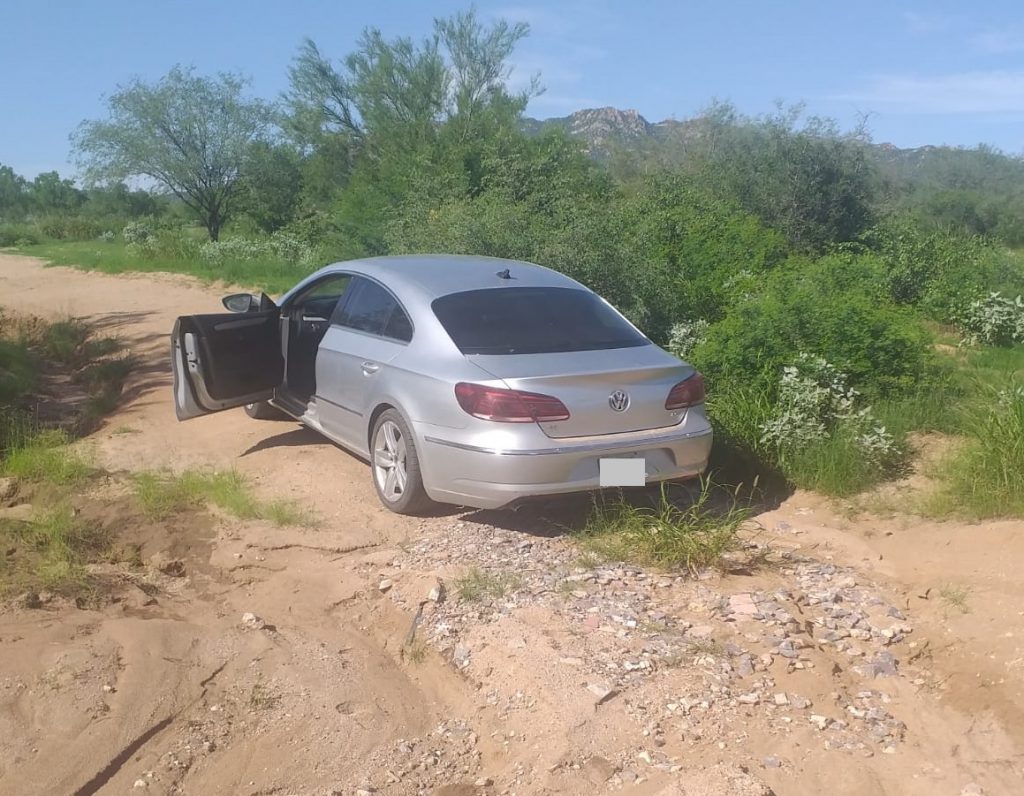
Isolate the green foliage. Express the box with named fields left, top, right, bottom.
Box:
left=861, top=218, right=998, bottom=317
left=237, top=142, right=304, bottom=233
left=575, top=480, right=750, bottom=573
left=30, top=171, right=85, bottom=214
left=0, top=222, right=41, bottom=247
left=688, top=102, right=876, bottom=251
left=694, top=253, right=932, bottom=399
left=879, top=143, right=1024, bottom=247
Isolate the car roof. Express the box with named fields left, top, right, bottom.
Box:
left=320, top=254, right=586, bottom=300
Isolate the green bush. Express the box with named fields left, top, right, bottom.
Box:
left=0, top=222, right=40, bottom=247
left=693, top=253, right=932, bottom=399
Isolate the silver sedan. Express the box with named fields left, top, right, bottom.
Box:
left=171, top=255, right=712, bottom=513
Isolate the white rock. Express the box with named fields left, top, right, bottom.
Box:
left=773, top=692, right=789, bottom=706
left=241, top=612, right=265, bottom=630
left=378, top=578, right=393, bottom=593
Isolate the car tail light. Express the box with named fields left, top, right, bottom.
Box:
left=665, top=372, right=705, bottom=410
left=455, top=383, right=570, bottom=423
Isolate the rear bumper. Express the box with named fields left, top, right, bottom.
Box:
left=416, top=414, right=713, bottom=510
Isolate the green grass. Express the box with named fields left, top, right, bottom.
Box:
left=780, top=429, right=896, bottom=497
left=2, top=430, right=93, bottom=485
left=133, top=469, right=309, bottom=525
left=924, top=382, right=1024, bottom=518
left=0, top=504, right=110, bottom=597
left=21, top=240, right=313, bottom=295
left=454, top=567, right=523, bottom=602
left=575, top=480, right=751, bottom=573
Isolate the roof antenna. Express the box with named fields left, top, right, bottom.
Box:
left=496, top=268, right=513, bottom=280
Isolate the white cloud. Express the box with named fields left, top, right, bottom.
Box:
left=836, top=70, right=1024, bottom=114
left=971, top=28, right=1024, bottom=54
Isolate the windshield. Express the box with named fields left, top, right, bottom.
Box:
left=432, top=287, right=649, bottom=355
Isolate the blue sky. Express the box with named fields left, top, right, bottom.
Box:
left=2, top=0, right=1023, bottom=179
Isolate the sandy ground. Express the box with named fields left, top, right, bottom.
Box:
left=0, top=252, right=1022, bottom=795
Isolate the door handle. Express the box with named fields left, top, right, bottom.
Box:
left=361, top=361, right=380, bottom=375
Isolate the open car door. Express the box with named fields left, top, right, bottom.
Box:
left=171, top=308, right=283, bottom=420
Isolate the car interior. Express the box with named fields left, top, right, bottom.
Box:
left=283, top=274, right=352, bottom=402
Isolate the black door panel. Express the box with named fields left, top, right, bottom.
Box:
left=178, top=310, right=283, bottom=402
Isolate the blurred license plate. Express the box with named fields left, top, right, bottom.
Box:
left=599, top=457, right=646, bottom=487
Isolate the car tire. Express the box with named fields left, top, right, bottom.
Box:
left=244, top=401, right=286, bottom=420
left=371, top=409, right=432, bottom=515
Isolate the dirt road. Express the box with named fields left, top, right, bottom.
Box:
left=1, top=252, right=1022, bottom=795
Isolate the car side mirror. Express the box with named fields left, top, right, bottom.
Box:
left=222, top=293, right=259, bottom=313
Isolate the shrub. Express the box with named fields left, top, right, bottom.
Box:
left=198, top=233, right=322, bottom=268
left=122, top=219, right=154, bottom=244
left=125, top=227, right=201, bottom=261
left=758, top=354, right=900, bottom=484
left=0, top=223, right=40, bottom=247
left=693, top=253, right=932, bottom=399
left=959, top=292, right=1024, bottom=346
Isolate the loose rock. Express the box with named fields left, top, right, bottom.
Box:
left=587, top=683, right=618, bottom=705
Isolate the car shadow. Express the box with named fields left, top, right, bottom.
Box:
left=240, top=424, right=335, bottom=456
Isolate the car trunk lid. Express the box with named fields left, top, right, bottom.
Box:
left=467, top=345, right=697, bottom=438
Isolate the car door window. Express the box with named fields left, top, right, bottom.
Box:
left=294, top=274, right=353, bottom=318
left=333, top=277, right=412, bottom=342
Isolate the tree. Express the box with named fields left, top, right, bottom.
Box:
left=236, top=141, right=304, bottom=233
left=285, top=8, right=535, bottom=173
left=284, top=9, right=538, bottom=251
left=0, top=164, right=28, bottom=218
left=30, top=171, right=85, bottom=213
left=73, top=66, right=273, bottom=240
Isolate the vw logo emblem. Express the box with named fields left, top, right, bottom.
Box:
left=608, top=390, right=630, bottom=412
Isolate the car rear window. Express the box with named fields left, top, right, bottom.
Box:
left=432, top=287, right=649, bottom=355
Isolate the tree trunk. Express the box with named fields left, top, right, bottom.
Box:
left=207, top=210, right=221, bottom=242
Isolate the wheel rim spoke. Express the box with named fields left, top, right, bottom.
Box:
left=383, top=467, right=398, bottom=497
left=375, top=420, right=408, bottom=502
left=383, top=422, right=398, bottom=452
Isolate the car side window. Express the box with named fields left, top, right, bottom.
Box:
left=292, top=274, right=353, bottom=315
left=332, top=277, right=412, bottom=342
